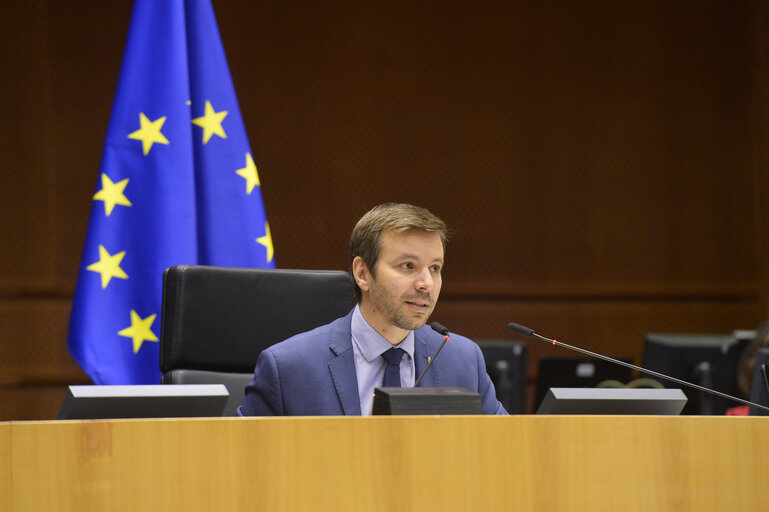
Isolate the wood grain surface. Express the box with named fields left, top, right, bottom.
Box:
left=4, top=415, right=768, bottom=511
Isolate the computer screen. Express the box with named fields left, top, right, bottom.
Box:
left=748, top=348, right=769, bottom=416
left=477, top=340, right=528, bottom=414
left=642, top=332, right=752, bottom=415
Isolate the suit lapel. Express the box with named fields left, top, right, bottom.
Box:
left=328, top=312, right=361, bottom=415
left=414, top=328, right=438, bottom=387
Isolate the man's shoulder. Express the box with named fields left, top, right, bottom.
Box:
left=415, top=324, right=480, bottom=353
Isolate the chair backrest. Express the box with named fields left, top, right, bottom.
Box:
left=159, top=265, right=356, bottom=415
left=160, top=370, right=252, bottom=417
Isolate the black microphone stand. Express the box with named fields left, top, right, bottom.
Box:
left=508, top=322, right=769, bottom=413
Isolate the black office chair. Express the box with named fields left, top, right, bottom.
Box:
left=159, top=265, right=356, bottom=415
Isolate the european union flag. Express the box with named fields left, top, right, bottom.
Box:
left=68, top=0, right=275, bottom=384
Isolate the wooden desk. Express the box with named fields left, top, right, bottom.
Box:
left=2, top=415, right=767, bottom=511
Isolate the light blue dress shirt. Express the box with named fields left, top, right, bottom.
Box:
left=350, top=304, right=415, bottom=415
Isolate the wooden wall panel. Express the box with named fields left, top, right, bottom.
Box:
left=0, top=1, right=766, bottom=419
left=0, top=386, right=72, bottom=421
left=0, top=299, right=88, bottom=420
left=755, top=0, right=769, bottom=317
left=435, top=297, right=760, bottom=367
left=0, top=300, right=85, bottom=384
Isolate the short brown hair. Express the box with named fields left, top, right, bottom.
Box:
left=349, top=203, right=448, bottom=302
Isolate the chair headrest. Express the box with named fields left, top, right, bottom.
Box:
left=160, top=265, right=355, bottom=373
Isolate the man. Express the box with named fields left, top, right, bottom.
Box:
left=240, top=203, right=506, bottom=415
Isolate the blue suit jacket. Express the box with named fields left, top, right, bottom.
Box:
left=240, top=310, right=507, bottom=415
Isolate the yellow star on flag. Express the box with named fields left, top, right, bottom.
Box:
left=86, top=245, right=129, bottom=289
left=118, top=310, right=159, bottom=354
left=236, top=153, right=260, bottom=194
left=256, top=222, right=274, bottom=262
left=127, top=112, right=170, bottom=155
left=191, top=100, right=228, bottom=144
left=92, top=173, right=132, bottom=216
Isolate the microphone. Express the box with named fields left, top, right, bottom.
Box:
left=413, top=322, right=450, bottom=387
left=507, top=321, right=769, bottom=413
left=431, top=322, right=449, bottom=336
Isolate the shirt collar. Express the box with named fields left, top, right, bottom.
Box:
left=351, top=304, right=414, bottom=362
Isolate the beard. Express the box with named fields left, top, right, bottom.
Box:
left=369, top=281, right=434, bottom=331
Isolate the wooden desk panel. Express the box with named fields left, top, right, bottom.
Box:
left=1, top=425, right=10, bottom=512
left=5, top=416, right=768, bottom=512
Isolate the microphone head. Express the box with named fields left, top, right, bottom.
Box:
left=430, top=322, right=449, bottom=336
left=507, top=322, right=535, bottom=337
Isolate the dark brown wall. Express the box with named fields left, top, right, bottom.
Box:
left=2, top=1, right=768, bottom=419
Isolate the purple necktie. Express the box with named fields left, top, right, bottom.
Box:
left=381, top=347, right=405, bottom=387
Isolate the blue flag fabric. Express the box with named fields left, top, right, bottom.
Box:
left=68, top=0, right=275, bottom=384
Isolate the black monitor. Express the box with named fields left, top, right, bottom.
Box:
left=477, top=340, right=528, bottom=414
left=642, top=332, right=753, bottom=415
left=535, top=356, right=632, bottom=412
left=57, top=384, right=229, bottom=420
left=748, top=347, right=769, bottom=416
left=536, top=388, right=687, bottom=415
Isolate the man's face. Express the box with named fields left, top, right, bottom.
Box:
left=355, top=228, right=444, bottom=343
